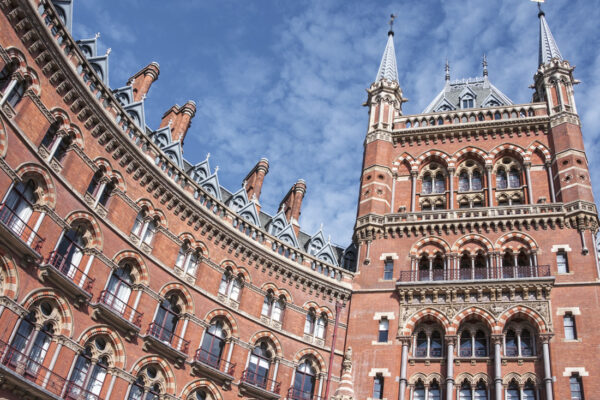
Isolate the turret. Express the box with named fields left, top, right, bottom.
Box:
left=159, top=101, right=197, bottom=144
left=243, top=158, right=270, bottom=210
left=127, top=62, right=160, bottom=102
left=279, top=179, right=306, bottom=235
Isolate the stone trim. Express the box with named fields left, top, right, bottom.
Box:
left=368, top=367, right=391, bottom=377
left=556, top=307, right=581, bottom=316
left=551, top=244, right=572, bottom=252
left=562, top=367, right=588, bottom=377
left=373, top=312, right=395, bottom=320
left=379, top=253, right=399, bottom=260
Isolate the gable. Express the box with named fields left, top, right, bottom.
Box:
left=276, top=224, right=299, bottom=248
left=198, top=173, right=222, bottom=201
left=237, top=201, right=261, bottom=227
left=315, top=242, right=339, bottom=266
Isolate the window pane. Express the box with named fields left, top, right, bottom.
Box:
left=557, top=252, right=568, bottom=273
left=564, top=314, right=576, bottom=340
left=383, top=259, right=393, bottom=280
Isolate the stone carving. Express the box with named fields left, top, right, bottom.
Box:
left=342, top=346, right=352, bottom=372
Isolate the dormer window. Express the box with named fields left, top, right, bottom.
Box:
left=462, top=95, right=474, bottom=109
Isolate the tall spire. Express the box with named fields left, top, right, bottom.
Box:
left=482, top=54, right=488, bottom=77
left=445, top=59, right=450, bottom=82
left=538, top=7, right=563, bottom=66
left=375, top=14, right=399, bottom=83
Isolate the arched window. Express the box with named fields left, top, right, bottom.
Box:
left=459, top=171, right=470, bottom=192
left=434, top=173, right=445, bottom=193
left=54, top=226, right=86, bottom=278
left=315, top=314, right=327, bottom=339
left=505, top=329, right=518, bottom=356
left=496, top=168, right=507, bottom=189
left=460, top=253, right=471, bottom=280
left=508, top=168, right=521, bottom=188
left=218, top=271, right=242, bottom=302
left=131, top=209, right=158, bottom=246
left=175, top=243, right=200, bottom=276
left=151, top=294, right=181, bottom=345
left=4, top=78, right=25, bottom=108
left=261, top=291, right=285, bottom=322
left=413, top=380, right=426, bottom=400
left=292, top=359, right=316, bottom=400
left=472, top=170, right=482, bottom=190
left=104, top=263, right=134, bottom=316
left=432, top=254, right=444, bottom=281
left=460, top=330, right=472, bottom=357
left=430, top=330, right=442, bottom=357
left=429, top=381, right=441, bottom=400
left=199, top=321, right=226, bottom=368
left=127, top=365, right=164, bottom=400
left=246, top=342, right=272, bottom=389
left=415, top=331, right=428, bottom=357
left=304, top=309, right=316, bottom=335
left=3, top=179, right=37, bottom=234
left=418, top=255, right=429, bottom=281
left=9, top=308, right=54, bottom=375
left=520, top=329, right=533, bottom=356
left=68, top=337, right=110, bottom=398
left=191, top=390, right=208, bottom=400
left=459, top=381, right=472, bottom=400
left=422, top=174, right=432, bottom=194
left=474, top=330, right=487, bottom=356
left=523, top=382, right=536, bottom=400
left=506, top=381, right=520, bottom=400
left=474, top=381, right=487, bottom=399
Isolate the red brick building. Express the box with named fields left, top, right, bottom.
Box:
left=0, top=1, right=597, bottom=400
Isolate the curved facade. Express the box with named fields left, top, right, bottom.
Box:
left=0, top=1, right=598, bottom=400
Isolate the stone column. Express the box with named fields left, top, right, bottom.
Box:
left=448, top=168, right=455, bottom=210
left=271, top=358, right=280, bottom=392
left=445, top=336, right=457, bottom=400
left=541, top=334, right=554, bottom=400
left=492, top=334, right=503, bottom=400
left=545, top=162, right=556, bottom=203
left=0, top=78, right=17, bottom=106
left=399, top=337, right=410, bottom=400
left=524, top=163, right=533, bottom=204
left=486, top=165, right=493, bottom=207
left=411, top=171, right=418, bottom=212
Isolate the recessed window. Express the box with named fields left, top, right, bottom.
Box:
left=373, top=374, right=384, bottom=399
left=378, top=318, right=389, bottom=343
left=564, top=313, right=577, bottom=340
left=570, top=373, right=584, bottom=400
left=383, top=259, right=394, bottom=280
left=557, top=251, right=569, bottom=273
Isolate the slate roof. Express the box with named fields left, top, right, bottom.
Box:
left=538, top=12, right=563, bottom=66
left=375, top=32, right=399, bottom=83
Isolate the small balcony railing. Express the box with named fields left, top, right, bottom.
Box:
left=97, top=290, right=143, bottom=327
left=0, top=339, right=67, bottom=397
left=0, top=203, right=45, bottom=252
left=147, top=322, right=189, bottom=354
left=64, top=380, right=103, bottom=400
left=241, top=369, right=281, bottom=394
left=288, top=387, right=321, bottom=400
left=194, top=348, right=235, bottom=375
left=397, top=265, right=551, bottom=283
left=45, top=250, right=95, bottom=292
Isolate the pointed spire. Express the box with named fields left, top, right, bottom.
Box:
left=538, top=8, right=563, bottom=66
left=375, top=14, right=399, bottom=83
left=445, top=59, right=450, bottom=82
left=482, top=54, right=488, bottom=77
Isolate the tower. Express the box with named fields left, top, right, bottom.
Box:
left=346, top=7, right=600, bottom=400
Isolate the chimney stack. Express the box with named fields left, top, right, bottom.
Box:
left=244, top=158, right=269, bottom=210
left=279, top=179, right=306, bottom=235
left=127, top=62, right=160, bottom=102
left=159, top=100, right=196, bottom=144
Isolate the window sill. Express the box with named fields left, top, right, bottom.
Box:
left=371, top=340, right=393, bottom=345
left=562, top=338, right=581, bottom=343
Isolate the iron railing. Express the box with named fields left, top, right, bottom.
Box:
left=288, top=387, right=321, bottom=400
left=241, top=369, right=281, bottom=394
left=397, top=265, right=551, bottom=283
left=45, top=250, right=95, bottom=292
left=64, top=380, right=103, bottom=400
left=0, top=203, right=45, bottom=252
left=147, top=322, right=190, bottom=354
left=194, top=348, right=236, bottom=375
left=97, top=290, right=143, bottom=327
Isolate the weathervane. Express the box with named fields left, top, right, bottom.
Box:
left=388, top=13, right=397, bottom=34
left=530, top=0, right=544, bottom=14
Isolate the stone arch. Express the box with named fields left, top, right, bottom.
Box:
left=260, top=283, right=293, bottom=304
left=65, top=123, right=84, bottom=148
left=0, top=253, right=19, bottom=299
left=498, top=306, right=548, bottom=333
left=203, top=309, right=239, bottom=338
left=77, top=324, right=126, bottom=369
left=401, top=308, right=451, bottom=336
left=180, top=379, right=223, bottom=400
left=248, top=331, right=283, bottom=357
left=64, top=211, right=103, bottom=250
left=526, top=141, right=551, bottom=164
left=453, top=146, right=490, bottom=166
left=220, top=260, right=250, bottom=283
left=489, top=143, right=526, bottom=164
left=410, top=236, right=451, bottom=256
left=393, top=153, right=417, bottom=172
left=319, top=306, right=334, bottom=321
left=112, top=250, right=149, bottom=285
left=14, top=163, right=57, bottom=208
left=408, top=372, right=428, bottom=385
left=425, top=372, right=443, bottom=385
left=129, top=356, right=176, bottom=395
left=451, top=307, right=498, bottom=334
left=293, top=348, right=326, bottom=373
left=472, top=372, right=492, bottom=385
left=495, top=232, right=538, bottom=252
left=135, top=198, right=167, bottom=227
left=452, top=234, right=494, bottom=253
left=21, top=288, right=73, bottom=337
left=415, top=150, right=452, bottom=169
left=455, top=372, right=475, bottom=385
left=158, top=282, right=194, bottom=315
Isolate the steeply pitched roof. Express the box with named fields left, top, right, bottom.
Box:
left=538, top=11, right=563, bottom=66
left=375, top=33, right=399, bottom=83
left=423, top=76, right=513, bottom=114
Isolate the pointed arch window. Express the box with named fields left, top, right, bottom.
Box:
left=131, top=209, right=158, bottom=246
left=474, top=381, right=487, bottom=399
left=9, top=312, right=54, bottom=375
left=413, top=381, right=426, bottom=400
left=315, top=314, right=327, bottom=339
left=151, top=295, right=181, bottom=344
left=506, top=381, right=520, bottom=400
left=508, top=168, right=521, bottom=188
left=54, top=226, right=86, bottom=278
left=246, top=342, right=272, bottom=389
left=459, top=381, right=472, bottom=400
left=304, top=309, right=316, bottom=335
left=68, top=342, right=109, bottom=399
left=422, top=174, right=433, bottom=194
left=261, top=290, right=285, bottom=322
left=459, top=171, right=470, bottom=192
left=175, top=243, right=200, bottom=276
left=104, top=263, right=134, bottom=316
left=292, top=360, right=316, bottom=400
left=218, top=271, right=242, bottom=302
left=86, top=170, right=115, bottom=208
left=434, top=173, right=445, bottom=193
left=3, top=179, right=37, bottom=235
left=199, top=321, right=226, bottom=368
left=496, top=168, right=508, bottom=189
left=460, top=331, right=472, bottom=357
left=429, top=381, right=441, bottom=400
left=523, top=382, right=536, bottom=400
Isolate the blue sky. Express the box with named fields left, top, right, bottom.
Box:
left=73, top=0, right=600, bottom=247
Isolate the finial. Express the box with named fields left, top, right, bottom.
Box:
left=106, top=48, right=112, bottom=56
left=281, top=203, right=286, bottom=212
left=242, top=180, right=247, bottom=189
left=320, top=222, right=323, bottom=231
left=445, top=59, right=450, bottom=82
left=328, top=235, right=331, bottom=243
left=482, top=54, right=488, bottom=77
left=215, top=166, right=219, bottom=173
left=95, top=32, right=101, bottom=39
left=388, top=13, right=397, bottom=36
left=141, top=93, right=147, bottom=101
left=531, top=0, right=545, bottom=17
left=206, top=152, right=210, bottom=160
